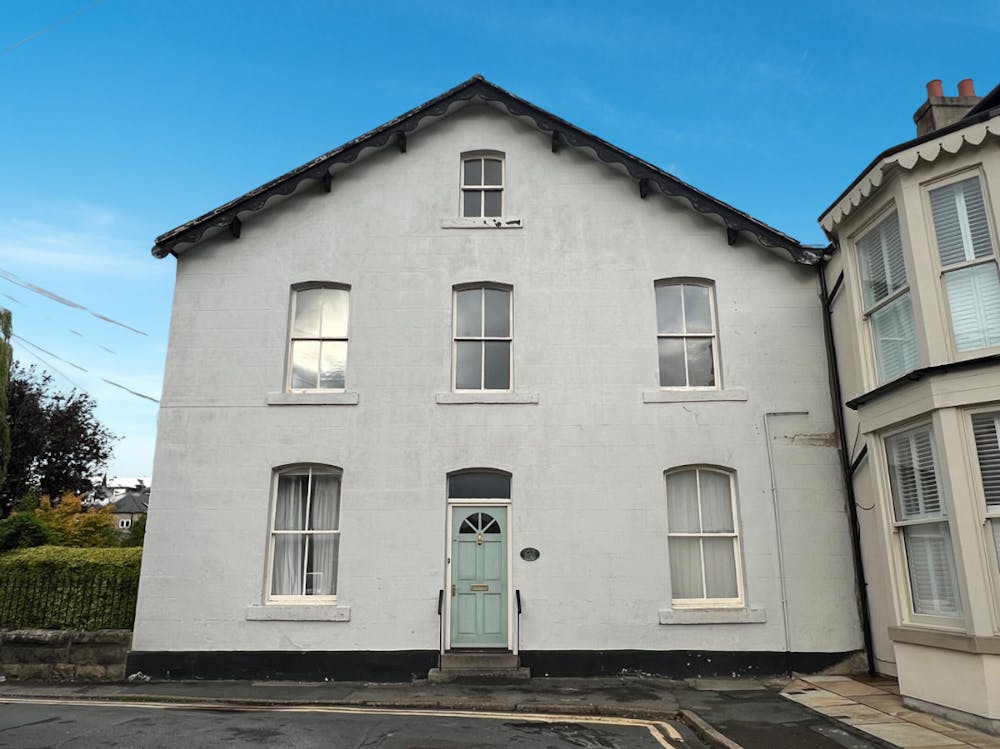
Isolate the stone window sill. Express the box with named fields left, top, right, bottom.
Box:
left=267, top=392, right=360, bottom=406
left=435, top=392, right=539, bottom=405
left=659, top=607, right=766, bottom=625
left=643, top=388, right=747, bottom=404
left=440, top=217, right=523, bottom=229
left=245, top=604, right=351, bottom=622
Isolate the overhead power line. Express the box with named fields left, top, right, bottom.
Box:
left=0, top=1, right=106, bottom=59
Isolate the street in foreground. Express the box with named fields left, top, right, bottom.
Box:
left=0, top=699, right=693, bottom=748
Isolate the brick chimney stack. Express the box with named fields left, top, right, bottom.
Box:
left=913, top=78, right=983, bottom=136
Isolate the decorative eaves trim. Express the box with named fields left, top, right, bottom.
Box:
left=821, top=118, right=1000, bottom=233
left=152, top=75, right=820, bottom=265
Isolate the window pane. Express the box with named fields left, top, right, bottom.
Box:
left=904, top=523, right=961, bottom=616
left=307, top=535, right=339, bottom=596
left=456, top=289, right=482, bottom=337
left=699, top=471, right=734, bottom=532
left=669, top=538, right=702, bottom=599
left=456, top=341, right=482, bottom=389
left=483, top=159, right=502, bottom=186
left=992, top=520, right=1000, bottom=574
left=484, top=288, right=510, bottom=337
left=292, top=288, right=323, bottom=337
left=271, top=535, right=305, bottom=595
left=703, top=538, right=738, bottom=598
left=931, top=177, right=994, bottom=267
left=483, top=341, right=510, bottom=389
left=872, top=293, right=918, bottom=382
left=945, top=263, right=1000, bottom=352
left=449, top=472, right=511, bottom=499
left=463, top=190, right=481, bottom=217
left=655, top=285, right=683, bottom=334
left=972, top=413, right=1000, bottom=509
left=483, top=190, right=502, bottom=217
left=860, top=211, right=906, bottom=307
left=686, top=339, right=716, bottom=387
left=666, top=471, right=700, bottom=532
left=658, top=338, right=686, bottom=387
left=291, top=340, right=320, bottom=389
left=319, top=341, right=347, bottom=389
left=463, top=159, right=482, bottom=187
left=683, top=285, right=712, bottom=334
left=274, top=474, right=309, bottom=530
left=320, top=288, right=349, bottom=338
left=309, top=474, right=340, bottom=530
left=887, top=427, right=942, bottom=520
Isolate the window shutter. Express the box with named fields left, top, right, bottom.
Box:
left=888, top=426, right=942, bottom=520
left=931, top=177, right=995, bottom=267
left=872, top=294, right=919, bottom=381
left=904, top=524, right=960, bottom=616
left=972, top=413, right=1000, bottom=509
left=859, top=212, right=907, bottom=307
left=946, top=264, right=1000, bottom=351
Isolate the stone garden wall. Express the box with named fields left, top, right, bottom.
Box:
left=0, top=629, right=131, bottom=680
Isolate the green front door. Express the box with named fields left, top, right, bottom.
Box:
left=450, top=506, right=508, bottom=648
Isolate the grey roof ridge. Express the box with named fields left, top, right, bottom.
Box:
left=152, top=74, right=820, bottom=264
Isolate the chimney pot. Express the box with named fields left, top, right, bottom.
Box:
left=958, top=78, right=975, bottom=97
left=926, top=79, right=944, bottom=97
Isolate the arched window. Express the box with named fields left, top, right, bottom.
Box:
left=666, top=466, right=742, bottom=606
left=287, top=283, right=350, bottom=391
left=268, top=464, right=342, bottom=600
left=654, top=279, right=719, bottom=388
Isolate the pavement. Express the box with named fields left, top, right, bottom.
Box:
left=1, top=673, right=999, bottom=748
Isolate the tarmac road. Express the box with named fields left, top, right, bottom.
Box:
left=0, top=700, right=698, bottom=748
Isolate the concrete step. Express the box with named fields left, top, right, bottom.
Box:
left=439, top=653, right=519, bottom=670
left=427, top=667, right=531, bottom=685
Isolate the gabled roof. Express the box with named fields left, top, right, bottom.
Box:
left=111, top=491, right=149, bottom=514
left=152, top=75, right=822, bottom=265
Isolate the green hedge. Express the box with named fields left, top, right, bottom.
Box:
left=0, top=546, right=142, bottom=630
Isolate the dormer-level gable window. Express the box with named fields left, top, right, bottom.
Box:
left=858, top=210, right=919, bottom=383
left=462, top=153, right=504, bottom=218
left=929, top=175, right=1000, bottom=353
left=288, top=284, right=349, bottom=391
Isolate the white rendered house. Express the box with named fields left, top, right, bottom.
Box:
left=130, top=76, right=862, bottom=680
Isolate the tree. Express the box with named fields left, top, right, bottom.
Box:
left=0, top=310, right=11, bottom=493
left=34, top=493, right=118, bottom=547
left=1, top=364, right=115, bottom=516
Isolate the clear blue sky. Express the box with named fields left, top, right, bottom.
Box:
left=1, top=1, right=997, bottom=479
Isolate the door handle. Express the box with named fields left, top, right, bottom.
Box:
left=451, top=584, right=456, bottom=597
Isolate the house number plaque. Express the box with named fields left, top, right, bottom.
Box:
left=520, top=547, right=540, bottom=562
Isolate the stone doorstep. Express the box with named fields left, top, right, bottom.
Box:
left=427, top=667, right=531, bottom=685
left=439, top=653, right=519, bottom=670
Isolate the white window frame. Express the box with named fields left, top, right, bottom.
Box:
left=665, top=466, right=744, bottom=608
left=883, top=422, right=963, bottom=621
left=460, top=151, right=505, bottom=218
left=925, top=170, right=1000, bottom=357
left=854, top=207, right=919, bottom=385
left=118, top=518, right=131, bottom=530
left=452, top=283, right=513, bottom=393
left=654, top=279, right=720, bottom=390
left=286, top=283, right=350, bottom=392
left=265, top=464, right=342, bottom=604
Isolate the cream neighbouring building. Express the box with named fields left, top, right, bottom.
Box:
left=821, top=78, right=1000, bottom=732
left=129, top=76, right=864, bottom=683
